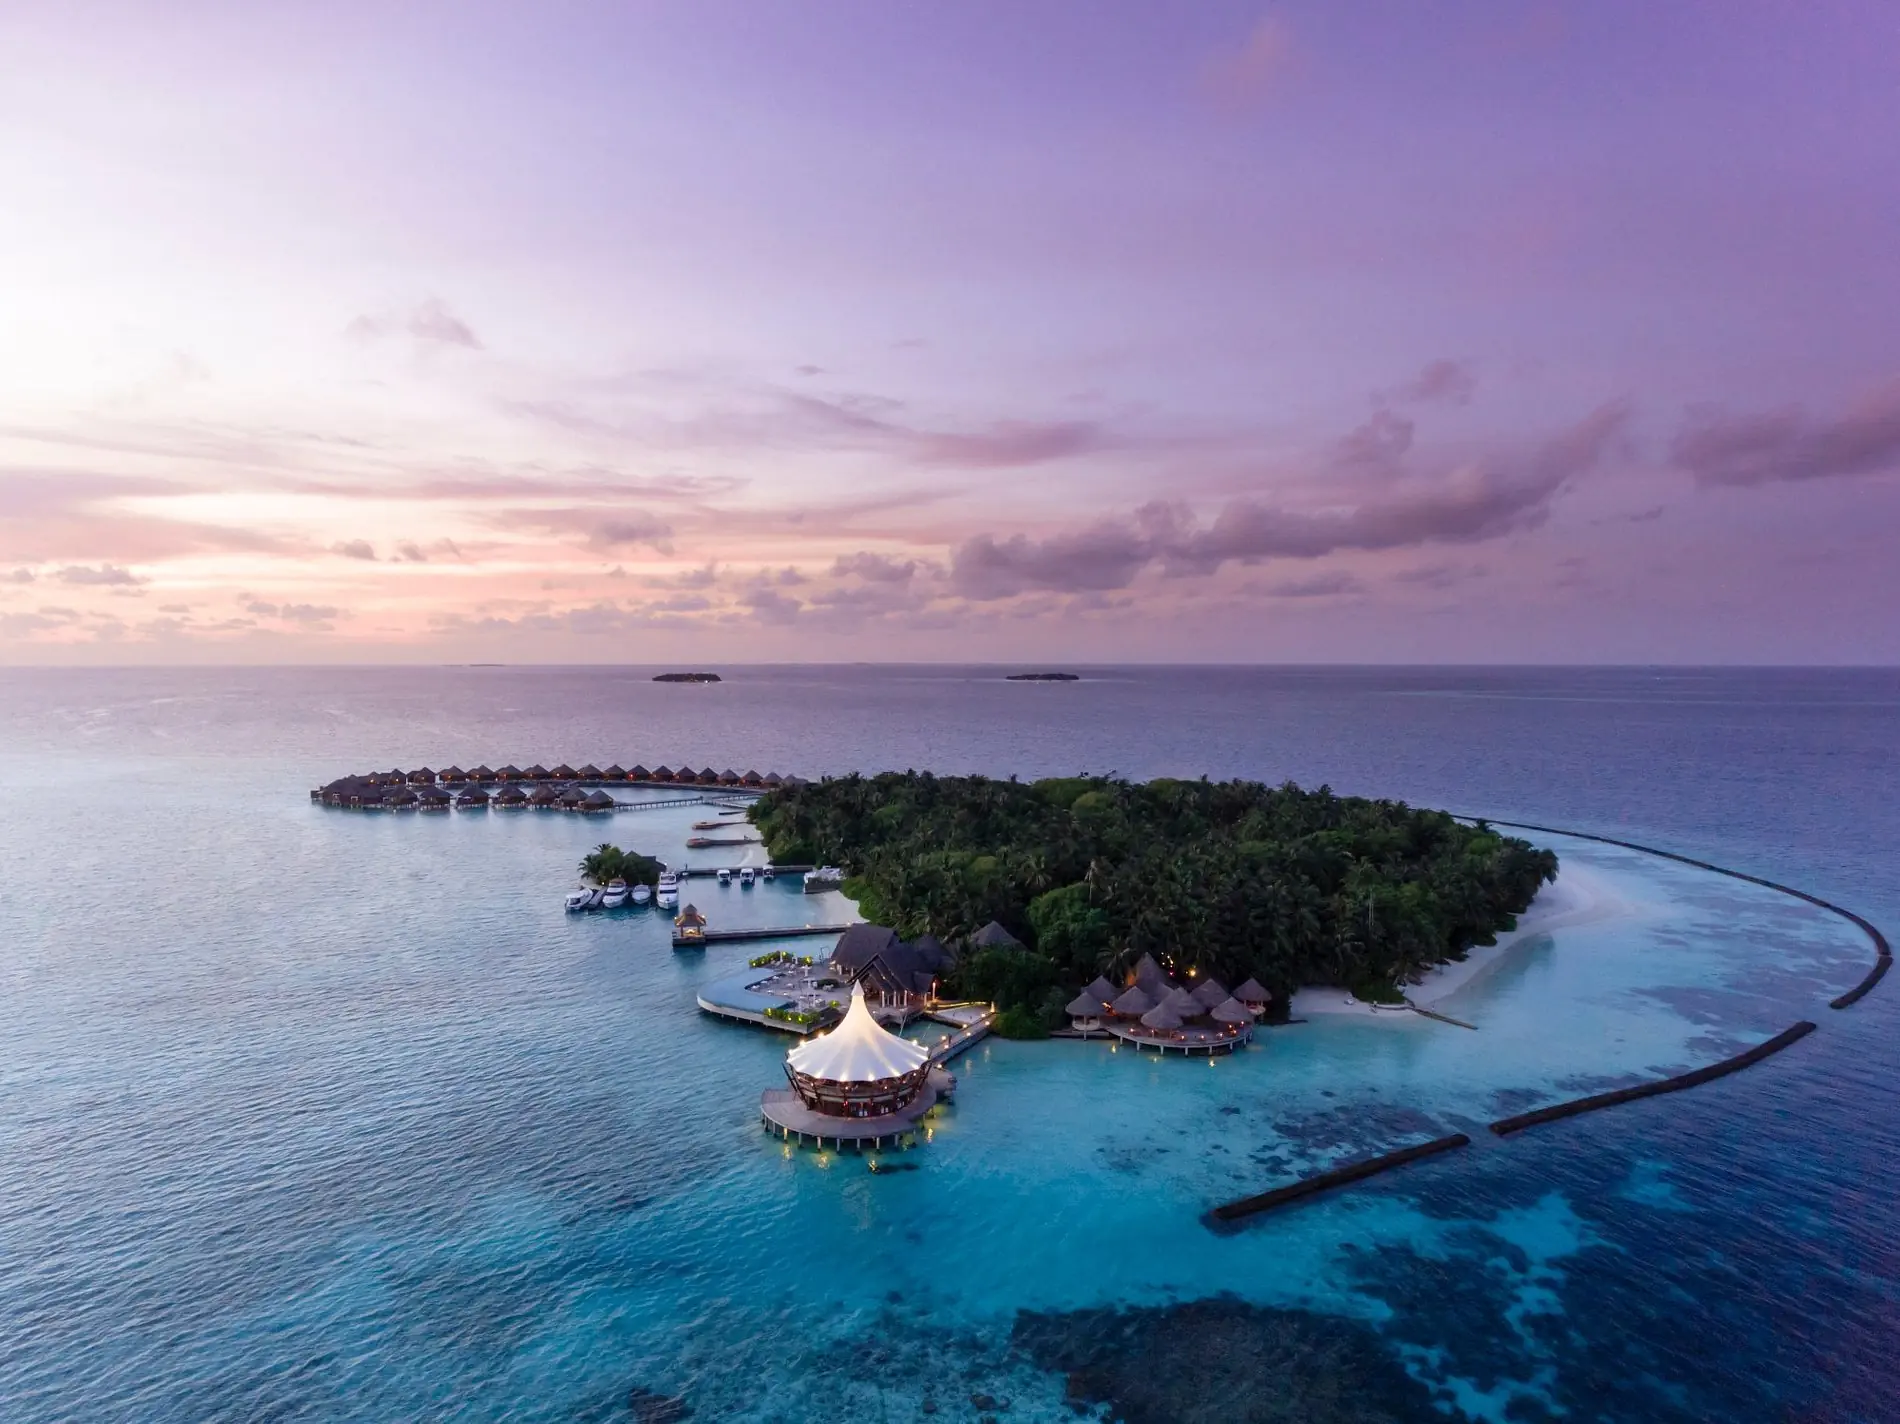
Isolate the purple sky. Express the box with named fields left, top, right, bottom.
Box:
left=2, top=1, right=1897, bottom=662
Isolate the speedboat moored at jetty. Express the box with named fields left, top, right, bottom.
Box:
left=739, top=867, right=755, bottom=887
left=565, top=885, right=598, bottom=912
left=803, top=866, right=845, bottom=894
left=602, top=878, right=630, bottom=908
left=631, top=882, right=652, bottom=906
left=656, top=871, right=679, bottom=907
left=717, top=868, right=731, bottom=886
left=761, top=864, right=775, bottom=881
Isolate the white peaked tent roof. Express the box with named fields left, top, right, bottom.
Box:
left=1210, top=997, right=1256, bottom=1024
left=1111, top=984, right=1155, bottom=1016
left=787, top=983, right=929, bottom=1083
left=1191, top=977, right=1231, bottom=1009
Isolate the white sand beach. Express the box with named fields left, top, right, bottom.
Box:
left=1289, top=860, right=1635, bottom=1023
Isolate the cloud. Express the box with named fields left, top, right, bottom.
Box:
left=1264, top=571, right=1364, bottom=598
left=1205, top=17, right=1296, bottom=111
left=949, top=402, right=1630, bottom=598
left=349, top=298, right=482, bottom=349
left=331, top=539, right=377, bottom=560
left=739, top=587, right=802, bottom=625
left=951, top=520, right=1155, bottom=599
left=1670, top=379, right=1900, bottom=486
left=833, top=551, right=918, bottom=584
left=55, top=564, right=145, bottom=586
left=1335, top=410, right=1415, bottom=474
left=587, top=514, right=676, bottom=553
left=1390, top=359, right=1477, bottom=407
left=394, top=541, right=428, bottom=562
left=6, top=568, right=33, bottom=584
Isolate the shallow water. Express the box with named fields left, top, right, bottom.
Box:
left=1, top=665, right=1896, bottom=1421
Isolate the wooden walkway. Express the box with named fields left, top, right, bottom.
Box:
left=927, top=1017, right=992, bottom=1066
left=674, top=921, right=854, bottom=947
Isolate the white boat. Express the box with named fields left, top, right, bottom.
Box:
left=656, top=871, right=679, bottom=908
left=739, top=867, right=755, bottom=887
left=631, top=882, right=652, bottom=906
left=717, top=868, right=731, bottom=885
left=803, top=866, right=845, bottom=894
left=601, top=877, right=630, bottom=908
left=564, top=885, right=597, bottom=912
left=761, top=864, right=775, bottom=881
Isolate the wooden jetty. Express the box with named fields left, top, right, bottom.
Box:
left=673, top=920, right=855, bottom=947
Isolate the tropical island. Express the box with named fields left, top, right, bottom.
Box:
left=750, top=773, right=1556, bottom=1037
left=1006, top=672, right=1079, bottom=681
left=652, top=671, right=722, bottom=683
left=580, top=842, right=664, bottom=887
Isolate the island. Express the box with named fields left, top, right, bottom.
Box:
left=750, top=772, right=1555, bottom=1037
left=1006, top=672, right=1079, bottom=681
left=653, top=671, right=722, bottom=683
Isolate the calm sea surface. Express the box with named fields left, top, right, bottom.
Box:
left=1, top=665, right=1896, bottom=1422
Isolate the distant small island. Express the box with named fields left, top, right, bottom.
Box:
left=653, top=672, right=722, bottom=683
left=1006, top=672, right=1079, bottom=681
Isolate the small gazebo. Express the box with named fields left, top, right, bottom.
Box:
left=784, top=983, right=931, bottom=1118
left=1233, top=979, right=1273, bottom=1013
left=1066, top=974, right=1120, bottom=1033
left=674, top=904, right=707, bottom=946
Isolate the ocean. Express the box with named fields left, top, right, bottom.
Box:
left=1, top=665, right=1895, bottom=1422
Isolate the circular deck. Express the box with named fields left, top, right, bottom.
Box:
left=1104, top=1022, right=1251, bottom=1055
left=760, top=1068, right=955, bottom=1150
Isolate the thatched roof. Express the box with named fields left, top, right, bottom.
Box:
left=1083, top=974, right=1119, bottom=1004
left=527, top=764, right=552, bottom=778
left=456, top=788, right=490, bottom=804
left=558, top=788, right=587, bottom=806
left=1067, top=990, right=1109, bottom=1017
left=1191, top=977, right=1231, bottom=1010
left=1110, top=984, right=1155, bottom=1016
left=602, top=764, right=626, bottom=779
left=971, top=920, right=1024, bottom=950
left=1233, top=978, right=1273, bottom=1004
left=471, top=764, right=495, bottom=778
left=742, top=770, right=764, bottom=785
left=1140, top=1001, right=1184, bottom=1030
left=763, top=772, right=784, bottom=785
left=1133, top=953, right=1172, bottom=995
left=720, top=768, right=739, bottom=783
left=1163, top=985, right=1203, bottom=1015
left=494, top=785, right=527, bottom=803
left=676, top=904, right=706, bottom=926
left=528, top=786, right=560, bottom=804
left=651, top=765, right=673, bottom=779
left=498, top=764, right=523, bottom=778
left=1209, top=997, right=1256, bottom=1024
left=698, top=767, right=720, bottom=782
left=584, top=789, right=614, bottom=806
left=629, top=765, right=651, bottom=778
left=552, top=763, right=577, bottom=778
left=578, top=764, right=603, bottom=778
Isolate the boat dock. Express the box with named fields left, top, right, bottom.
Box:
left=673, top=920, right=853, bottom=947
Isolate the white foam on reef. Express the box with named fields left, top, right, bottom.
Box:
left=1291, top=859, right=1640, bottom=1023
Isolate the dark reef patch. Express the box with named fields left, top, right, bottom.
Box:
left=1012, top=1297, right=1437, bottom=1423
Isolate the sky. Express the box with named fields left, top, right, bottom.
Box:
left=2, top=0, right=1898, bottom=664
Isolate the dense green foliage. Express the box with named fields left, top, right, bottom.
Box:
left=578, top=842, right=665, bottom=887
left=752, top=773, right=1556, bottom=1021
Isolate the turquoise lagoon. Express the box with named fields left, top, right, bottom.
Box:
left=3, top=666, right=1896, bottom=1422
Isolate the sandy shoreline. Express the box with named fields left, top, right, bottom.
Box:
left=1288, top=860, right=1635, bottom=1024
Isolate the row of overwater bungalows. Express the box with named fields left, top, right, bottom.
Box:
left=312, top=765, right=804, bottom=812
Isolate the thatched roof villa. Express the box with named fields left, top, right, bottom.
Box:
left=494, top=785, right=528, bottom=808
left=455, top=787, right=490, bottom=810
left=582, top=789, right=615, bottom=813
left=1074, top=957, right=1260, bottom=1054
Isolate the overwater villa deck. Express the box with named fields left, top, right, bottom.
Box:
left=312, top=763, right=805, bottom=810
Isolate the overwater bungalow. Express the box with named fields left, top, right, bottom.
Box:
left=557, top=788, right=588, bottom=810
left=526, top=764, right=553, bottom=781
left=494, top=785, right=528, bottom=809
left=497, top=764, right=525, bottom=782
left=651, top=765, right=674, bottom=782
left=407, top=767, right=436, bottom=785
left=741, top=770, right=764, bottom=787
left=600, top=764, right=626, bottom=781
left=551, top=763, right=578, bottom=780
left=762, top=772, right=784, bottom=787
left=455, top=788, right=490, bottom=810
left=628, top=764, right=652, bottom=782
left=719, top=768, right=740, bottom=785
left=697, top=767, right=721, bottom=784
left=387, top=788, right=419, bottom=810
left=528, top=786, right=561, bottom=808
left=582, top=789, right=615, bottom=813
left=417, top=788, right=451, bottom=812
left=440, top=766, right=467, bottom=783
left=470, top=764, right=497, bottom=782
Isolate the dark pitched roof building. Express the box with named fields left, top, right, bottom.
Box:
left=829, top=924, right=958, bottom=998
